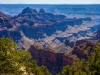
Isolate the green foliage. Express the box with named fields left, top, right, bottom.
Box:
left=62, top=42, right=100, bottom=75
left=0, top=38, right=16, bottom=56
left=73, top=59, right=86, bottom=71
left=0, top=38, right=21, bottom=75
left=87, top=43, right=100, bottom=75
left=11, top=50, right=32, bottom=65
left=74, top=70, right=87, bottom=75
left=26, top=60, right=52, bottom=75
left=26, top=60, right=38, bottom=73
left=2, top=38, right=100, bottom=75
left=40, top=66, right=52, bottom=75
left=0, top=38, right=51, bottom=75
left=62, top=65, right=75, bottom=75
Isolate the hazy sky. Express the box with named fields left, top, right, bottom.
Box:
left=0, top=0, right=100, bottom=4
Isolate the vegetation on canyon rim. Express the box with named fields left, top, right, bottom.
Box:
left=0, top=38, right=100, bottom=75
left=0, top=38, right=51, bottom=75
left=60, top=42, right=100, bottom=75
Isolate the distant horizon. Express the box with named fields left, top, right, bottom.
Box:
left=0, top=0, right=100, bottom=4
left=0, top=3, right=100, bottom=5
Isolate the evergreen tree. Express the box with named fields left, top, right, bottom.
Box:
left=62, top=42, right=100, bottom=75
left=0, top=38, right=22, bottom=75
left=87, top=43, right=100, bottom=75
left=62, top=65, right=75, bottom=75
left=0, top=38, right=51, bottom=75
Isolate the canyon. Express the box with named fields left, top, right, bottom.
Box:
left=0, top=6, right=100, bottom=74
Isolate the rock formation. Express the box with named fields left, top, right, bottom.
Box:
left=0, top=7, right=99, bottom=75
left=28, top=39, right=97, bottom=74
left=28, top=42, right=73, bottom=74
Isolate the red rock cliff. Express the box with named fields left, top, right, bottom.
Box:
left=28, top=43, right=73, bottom=75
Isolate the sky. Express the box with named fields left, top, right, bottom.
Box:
left=0, top=0, right=100, bottom=4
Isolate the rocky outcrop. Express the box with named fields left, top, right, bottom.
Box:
left=20, top=24, right=56, bottom=39
left=64, top=39, right=75, bottom=48
left=28, top=39, right=98, bottom=74
left=28, top=43, right=73, bottom=75
left=0, top=30, right=21, bottom=41
left=21, top=7, right=38, bottom=14
left=0, top=11, right=22, bottom=42
left=39, top=8, right=45, bottom=14
left=10, top=7, right=92, bottom=40
left=0, top=7, right=93, bottom=49
left=0, top=11, right=13, bottom=28
left=15, top=7, right=92, bottom=37
left=72, top=40, right=95, bottom=59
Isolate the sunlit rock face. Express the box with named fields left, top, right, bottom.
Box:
left=28, top=43, right=73, bottom=75
left=28, top=39, right=97, bottom=75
